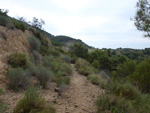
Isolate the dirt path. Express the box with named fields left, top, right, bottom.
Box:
left=53, top=65, right=101, bottom=113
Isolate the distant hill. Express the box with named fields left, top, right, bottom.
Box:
left=49, top=35, right=93, bottom=48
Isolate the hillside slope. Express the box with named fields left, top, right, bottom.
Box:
left=0, top=26, right=31, bottom=85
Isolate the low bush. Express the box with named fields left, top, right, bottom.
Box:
left=32, top=50, right=41, bottom=64
left=42, top=55, right=54, bottom=68
left=27, top=36, right=41, bottom=52
left=12, top=20, right=27, bottom=31
left=87, top=75, right=100, bottom=85
left=8, top=53, right=27, bottom=68
left=75, top=58, right=94, bottom=76
left=0, top=15, right=10, bottom=26
left=97, top=94, right=132, bottom=113
left=52, top=75, right=70, bottom=87
left=13, top=87, right=56, bottom=113
left=32, top=65, right=53, bottom=89
left=7, top=68, right=31, bottom=90
left=0, top=102, right=8, bottom=113
left=60, top=54, right=71, bottom=63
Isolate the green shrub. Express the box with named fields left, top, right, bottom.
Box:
left=13, top=87, right=56, bottom=113
left=0, top=103, right=8, bottom=113
left=27, top=36, right=41, bottom=52
left=8, top=53, right=27, bottom=68
left=40, top=45, right=50, bottom=56
left=51, top=59, right=72, bottom=76
left=7, top=68, right=31, bottom=90
left=97, top=94, right=132, bottom=113
left=105, top=81, right=140, bottom=100
left=0, top=15, right=10, bottom=26
left=78, top=66, right=93, bottom=76
left=32, top=65, right=53, bottom=88
left=91, top=59, right=100, bottom=69
left=42, top=55, right=54, bottom=68
left=75, top=58, right=94, bottom=76
left=32, top=50, right=41, bottom=64
left=12, top=20, right=27, bottom=31
left=70, top=43, right=88, bottom=59
left=87, top=75, right=100, bottom=85
left=49, top=49, right=60, bottom=56
left=117, top=60, right=136, bottom=78
left=60, top=54, right=71, bottom=63
left=130, top=59, right=150, bottom=92
left=53, top=75, right=70, bottom=87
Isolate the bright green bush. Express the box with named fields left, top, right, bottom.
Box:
left=13, top=87, right=56, bottom=113
left=7, top=68, right=31, bottom=90
left=27, top=36, right=41, bottom=52
left=8, top=53, right=27, bottom=68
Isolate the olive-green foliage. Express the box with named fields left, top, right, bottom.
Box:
left=0, top=103, right=8, bottom=113
left=32, top=50, right=41, bottom=63
left=70, top=43, right=88, bottom=59
left=11, top=19, right=27, bottom=31
left=31, top=65, right=53, bottom=89
left=52, top=75, right=70, bottom=87
left=40, top=45, right=50, bottom=56
left=116, top=60, right=136, bottom=78
left=105, top=80, right=140, bottom=100
left=49, top=49, right=60, bottom=56
left=0, top=88, right=7, bottom=113
left=91, top=59, right=100, bottom=69
left=13, top=87, right=56, bottom=113
left=0, top=15, right=10, bottom=26
left=134, top=0, right=150, bottom=37
left=97, top=94, right=131, bottom=113
left=130, top=59, right=150, bottom=92
left=88, top=50, right=112, bottom=70
left=60, top=54, right=71, bottom=63
left=87, top=75, right=100, bottom=85
left=7, top=68, right=31, bottom=90
left=75, top=58, right=94, bottom=76
left=70, top=54, right=78, bottom=64
left=27, top=36, right=41, bottom=52
left=8, top=53, right=27, bottom=69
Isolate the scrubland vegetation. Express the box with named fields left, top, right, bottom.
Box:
left=1, top=5, right=150, bottom=112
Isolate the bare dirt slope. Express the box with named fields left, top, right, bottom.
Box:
left=53, top=65, right=101, bottom=113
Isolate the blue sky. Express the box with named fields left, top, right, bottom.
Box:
left=0, top=0, right=150, bottom=49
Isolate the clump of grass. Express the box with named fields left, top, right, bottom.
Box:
left=0, top=88, right=7, bottom=113
left=7, top=68, right=31, bottom=90
left=13, top=87, right=56, bottom=113
left=8, top=53, right=27, bottom=69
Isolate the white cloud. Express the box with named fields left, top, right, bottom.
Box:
left=0, top=0, right=149, bottom=49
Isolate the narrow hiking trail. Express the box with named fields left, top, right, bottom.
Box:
left=0, top=64, right=102, bottom=113
left=53, top=64, right=102, bottom=113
